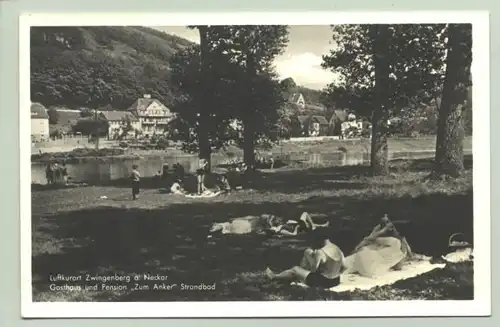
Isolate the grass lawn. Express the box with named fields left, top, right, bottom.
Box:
left=31, top=156, right=473, bottom=301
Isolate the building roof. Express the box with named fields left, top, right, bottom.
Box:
left=297, top=115, right=310, bottom=124
left=329, top=109, right=348, bottom=123
left=288, top=93, right=303, bottom=104
left=310, top=115, right=329, bottom=125
left=128, top=98, right=155, bottom=111
left=100, top=111, right=138, bottom=122
left=30, top=102, right=49, bottom=119
left=128, top=95, right=168, bottom=110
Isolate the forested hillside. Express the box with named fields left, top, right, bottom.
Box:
left=30, top=26, right=194, bottom=110
left=31, top=26, right=326, bottom=114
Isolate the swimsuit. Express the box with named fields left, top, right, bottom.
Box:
left=305, top=273, right=340, bottom=288
left=305, top=247, right=344, bottom=288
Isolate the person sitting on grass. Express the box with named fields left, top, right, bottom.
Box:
left=170, top=179, right=186, bottom=195
left=173, top=163, right=185, bottom=181
left=161, top=163, right=170, bottom=180
left=342, top=214, right=414, bottom=277
left=265, top=227, right=345, bottom=289
left=218, top=174, right=232, bottom=193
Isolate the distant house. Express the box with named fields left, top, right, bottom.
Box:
left=99, top=111, right=140, bottom=140
left=31, top=102, right=49, bottom=142
left=339, top=112, right=369, bottom=138
left=288, top=93, right=306, bottom=110
left=127, top=94, right=176, bottom=136
left=341, top=120, right=364, bottom=132
left=328, top=109, right=349, bottom=136
left=295, top=115, right=330, bottom=137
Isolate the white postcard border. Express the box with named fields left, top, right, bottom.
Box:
left=20, top=11, right=491, bottom=318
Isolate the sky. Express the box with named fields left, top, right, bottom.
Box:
left=153, top=26, right=338, bottom=90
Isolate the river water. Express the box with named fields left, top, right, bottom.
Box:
left=31, top=150, right=448, bottom=185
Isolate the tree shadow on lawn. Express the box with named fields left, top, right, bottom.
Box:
left=32, top=188, right=473, bottom=301
left=391, top=154, right=473, bottom=173
left=251, top=165, right=370, bottom=194
left=234, top=155, right=473, bottom=195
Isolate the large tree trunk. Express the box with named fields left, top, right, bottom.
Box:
left=243, top=53, right=257, bottom=168
left=370, top=24, right=391, bottom=175
left=94, top=110, right=100, bottom=150
left=433, top=24, right=472, bottom=178
left=243, top=118, right=255, bottom=167
left=197, top=26, right=212, bottom=171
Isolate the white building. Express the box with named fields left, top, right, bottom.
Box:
left=31, top=102, right=49, bottom=142
left=99, top=111, right=141, bottom=140
left=127, top=94, right=176, bottom=136
left=288, top=93, right=306, bottom=109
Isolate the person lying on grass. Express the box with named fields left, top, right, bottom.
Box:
left=266, top=227, right=345, bottom=288
left=207, top=212, right=329, bottom=237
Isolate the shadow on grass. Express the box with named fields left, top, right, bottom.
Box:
left=32, top=188, right=473, bottom=301
left=391, top=154, right=473, bottom=173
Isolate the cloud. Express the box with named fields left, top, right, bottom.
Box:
left=154, top=27, right=338, bottom=90
left=274, top=52, right=338, bottom=90
left=154, top=27, right=200, bottom=44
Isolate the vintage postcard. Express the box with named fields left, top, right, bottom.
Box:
left=20, top=11, right=490, bottom=318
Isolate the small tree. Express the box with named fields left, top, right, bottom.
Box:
left=118, top=116, right=134, bottom=140
left=80, top=108, right=94, bottom=118
left=72, top=119, right=108, bottom=137
left=47, top=108, right=59, bottom=125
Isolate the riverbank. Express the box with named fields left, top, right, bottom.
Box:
left=32, top=156, right=473, bottom=301
left=31, top=136, right=473, bottom=164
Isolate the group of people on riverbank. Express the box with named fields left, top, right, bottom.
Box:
left=130, top=158, right=252, bottom=200
left=45, top=162, right=69, bottom=185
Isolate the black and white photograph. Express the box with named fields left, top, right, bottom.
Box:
left=21, top=12, right=490, bottom=318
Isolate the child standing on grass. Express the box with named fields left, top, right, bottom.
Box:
left=130, top=164, right=141, bottom=200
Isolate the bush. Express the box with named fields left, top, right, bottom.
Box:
left=50, top=129, right=62, bottom=139
left=344, top=126, right=361, bottom=139
left=31, top=147, right=126, bottom=162
left=47, top=108, right=60, bottom=125
left=72, top=119, right=109, bottom=137
left=360, top=127, right=371, bottom=138
left=156, top=137, right=169, bottom=150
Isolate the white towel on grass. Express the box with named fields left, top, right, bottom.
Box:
left=442, top=248, right=473, bottom=263
left=291, top=249, right=471, bottom=293
left=184, top=190, right=222, bottom=199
